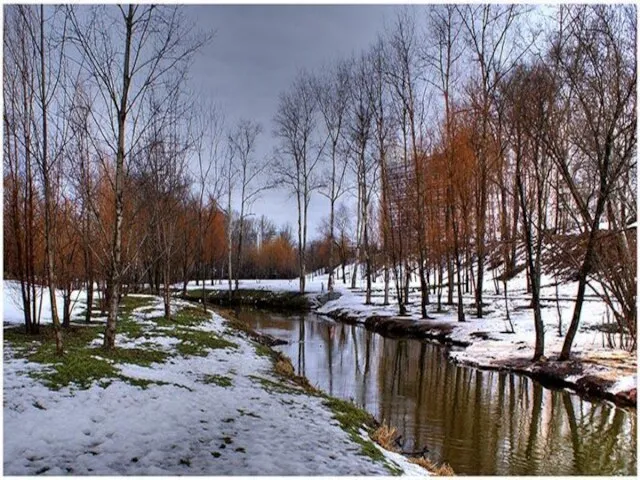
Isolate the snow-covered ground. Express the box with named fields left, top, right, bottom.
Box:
left=188, top=266, right=637, bottom=401
left=3, top=281, right=102, bottom=326
left=3, top=289, right=426, bottom=476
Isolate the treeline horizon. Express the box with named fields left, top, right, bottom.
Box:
left=3, top=4, right=636, bottom=359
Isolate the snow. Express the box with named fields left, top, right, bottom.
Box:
left=3, top=287, right=428, bottom=476
left=610, top=375, right=638, bottom=395
left=3, top=281, right=96, bottom=325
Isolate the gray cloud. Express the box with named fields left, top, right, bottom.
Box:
left=183, top=5, right=400, bottom=238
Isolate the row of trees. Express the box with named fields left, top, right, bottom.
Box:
left=4, top=5, right=636, bottom=362
left=272, top=5, right=636, bottom=358
left=3, top=5, right=321, bottom=353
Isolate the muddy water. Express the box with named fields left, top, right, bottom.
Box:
left=237, top=308, right=637, bottom=476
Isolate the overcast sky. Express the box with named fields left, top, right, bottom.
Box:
left=183, top=5, right=402, bottom=239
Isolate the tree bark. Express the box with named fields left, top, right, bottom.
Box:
left=104, top=5, right=134, bottom=350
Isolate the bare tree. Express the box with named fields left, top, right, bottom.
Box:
left=311, top=60, right=350, bottom=292
left=386, top=9, right=431, bottom=317
left=191, top=102, right=225, bottom=310
left=273, top=71, right=325, bottom=293
left=67, top=82, right=98, bottom=323
left=503, top=62, right=557, bottom=360
left=346, top=52, right=378, bottom=304
left=426, top=4, right=467, bottom=322
left=137, top=93, right=191, bottom=320
left=228, top=119, right=267, bottom=290
left=67, top=5, right=210, bottom=349
left=35, top=5, right=67, bottom=353
left=369, top=37, right=396, bottom=307
left=547, top=5, right=637, bottom=358
left=223, top=143, right=236, bottom=299
left=4, top=5, right=69, bottom=350
left=3, top=6, right=41, bottom=334
left=457, top=4, right=526, bottom=318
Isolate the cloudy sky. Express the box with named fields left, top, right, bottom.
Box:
left=183, top=5, right=402, bottom=239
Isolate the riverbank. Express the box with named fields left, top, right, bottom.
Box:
left=189, top=274, right=637, bottom=409
left=321, top=305, right=636, bottom=408
left=181, top=287, right=310, bottom=311
left=2, top=287, right=429, bottom=475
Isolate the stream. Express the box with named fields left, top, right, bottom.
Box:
left=237, top=308, right=637, bottom=476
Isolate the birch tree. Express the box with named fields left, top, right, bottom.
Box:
left=67, top=5, right=210, bottom=348
left=312, top=61, right=350, bottom=292
left=228, top=119, right=267, bottom=290
left=273, top=71, right=324, bottom=293
left=3, top=6, right=41, bottom=334
left=347, top=52, right=378, bottom=304
left=191, top=103, right=225, bottom=309
left=386, top=10, right=430, bottom=317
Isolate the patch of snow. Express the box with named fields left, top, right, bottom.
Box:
left=3, top=289, right=423, bottom=476
left=3, top=281, right=89, bottom=326
left=609, top=375, right=637, bottom=394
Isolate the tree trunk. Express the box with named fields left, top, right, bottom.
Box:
left=62, top=287, right=71, bottom=329
left=403, top=266, right=410, bottom=305
left=328, top=197, right=336, bottom=292
left=104, top=5, right=134, bottom=350
left=85, top=279, right=93, bottom=323
left=560, top=195, right=607, bottom=360
left=163, top=271, right=171, bottom=321
left=39, top=5, right=63, bottom=355
left=383, top=263, right=390, bottom=306
left=418, top=261, right=429, bottom=319
left=475, top=173, right=487, bottom=318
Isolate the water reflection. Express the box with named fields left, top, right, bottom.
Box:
left=241, top=309, right=637, bottom=475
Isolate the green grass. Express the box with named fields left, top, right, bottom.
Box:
left=322, top=397, right=389, bottom=466
left=21, top=343, right=172, bottom=390
left=182, top=289, right=217, bottom=301
left=152, top=306, right=211, bottom=328
left=30, top=352, right=118, bottom=390
left=253, top=341, right=276, bottom=358
left=112, top=376, right=171, bottom=390
left=117, top=314, right=146, bottom=339
left=248, top=374, right=303, bottom=395
left=202, top=374, right=233, bottom=388
left=3, top=300, right=196, bottom=389
left=173, top=328, right=237, bottom=357
left=119, top=295, right=155, bottom=314
left=4, top=324, right=101, bottom=351
left=101, top=347, right=168, bottom=366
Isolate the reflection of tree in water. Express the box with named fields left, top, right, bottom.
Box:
left=525, top=381, right=543, bottom=473
left=414, top=343, right=427, bottom=452
left=238, top=310, right=636, bottom=475
left=296, top=315, right=305, bottom=376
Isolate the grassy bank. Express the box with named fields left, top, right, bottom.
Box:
left=215, top=306, right=453, bottom=475
left=3, top=293, right=439, bottom=475
left=180, top=288, right=310, bottom=311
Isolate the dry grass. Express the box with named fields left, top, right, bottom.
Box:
left=371, top=422, right=456, bottom=475
left=273, top=353, right=319, bottom=394
left=371, top=423, right=399, bottom=452
left=410, top=457, right=455, bottom=476
left=275, top=358, right=295, bottom=377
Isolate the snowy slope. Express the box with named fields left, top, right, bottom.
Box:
left=3, top=293, right=428, bottom=476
